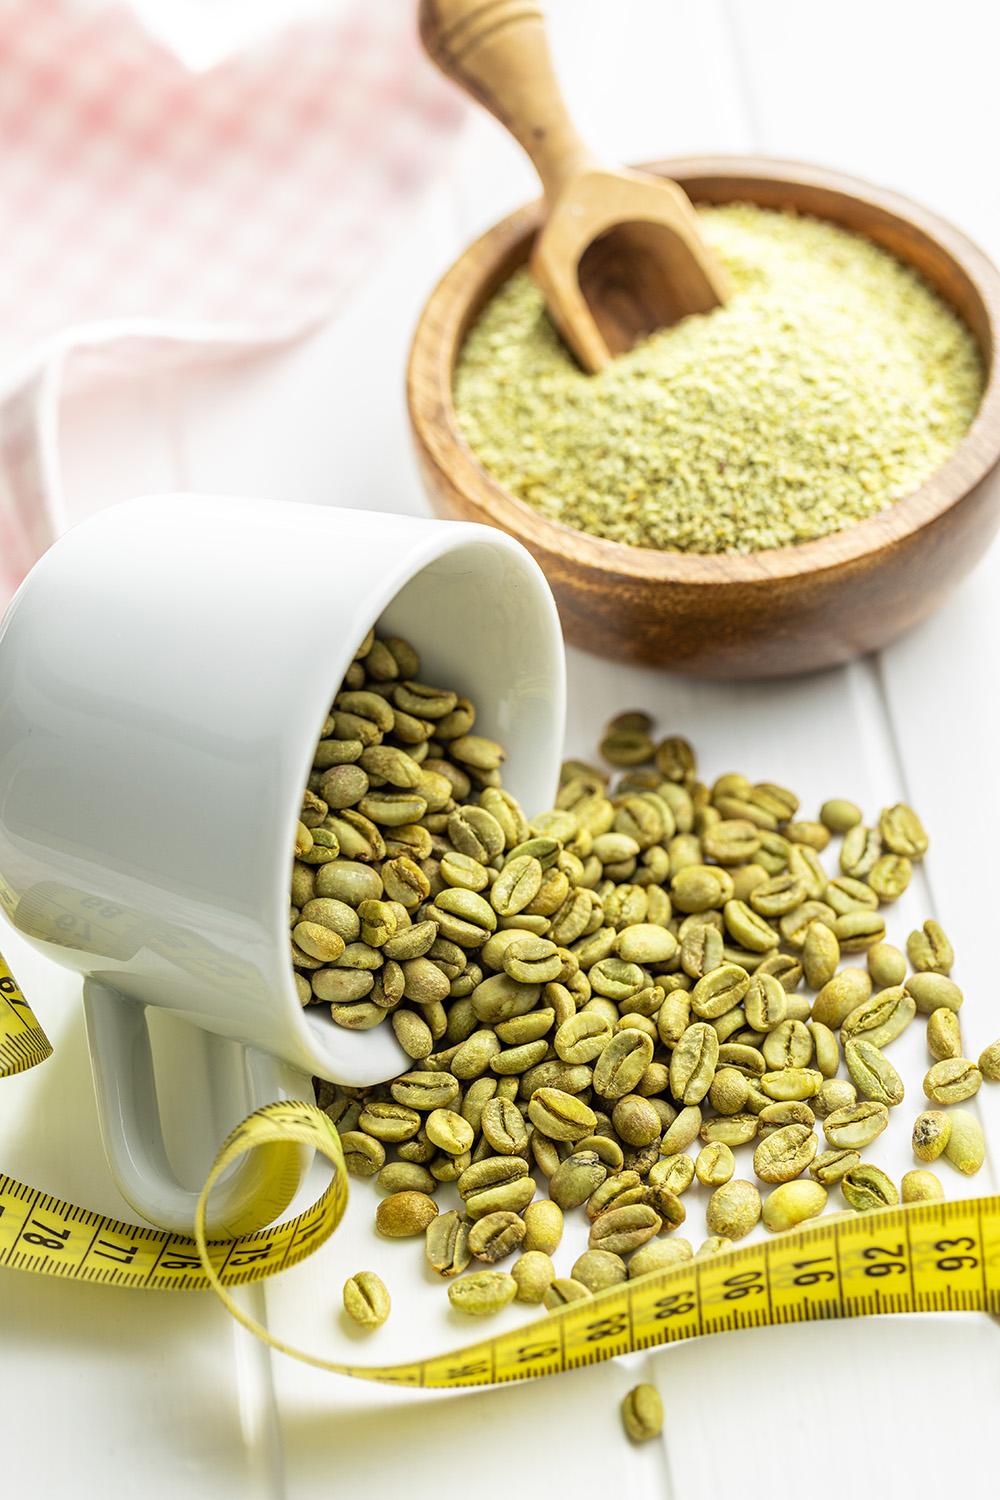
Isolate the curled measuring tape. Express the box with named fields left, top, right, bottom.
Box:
left=2, top=955, right=999, bottom=1386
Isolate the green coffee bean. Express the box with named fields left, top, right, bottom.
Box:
left=809, top=1148, right=860, bottom=1186
left=588, top=1203, right=661, bottom=1254
left=375, top=1191, right=438, bottom=1237
left=753, top=1124, right=818, bottom=1183
left=868, top=855, right=911, bottom=903
left=527, top=1087, right=597, bottom=1142
left=343, top=1271, right=390, bottom=1329
left=845, top=1039, right=904, bottom=1107
left=926, top=1008, right=963, bottom=1062
left=701, top=818, right=761, bottom=865
left=467, top=1211, right=527, bottom=1263
left=867, top=942, right=907, bottom=988
left=839, top=824, right=882, bottom=878
left=390, top=1071, right=460, bottom=1110
left=377, top=1161, right=437, bottom=1195
left=823, top=1101, right=890, bottom=1148
left=479, top=1097, right=529, bottom=1156
left=339, top=1130, right=385, bottom=1176
left=779, top=900, right=839, bottom=948
left=543, top=1278, right=593, bottom=1311
left=521, top=1199, right=564, bottom=1255
left=705, top=1179, right=761, bottom=1240
left=593, top=1028, right=655, bottom=1100
left=840, top=987, right=916, bottom=1049
left=695, top=1142, right=735, bottom=1186
left=358, top=1101, right=422, bottom=1143
left=825, top=875, right=878, bottom=916
left=820, top=798, right=862, bottom=833
left=812, top=968, right=872, bottom=1029
left=901, top=1169, right=944, bottom=1203
left=571, top=1248, right=628, bottom=1292
left=669, top=1023, right=719, bottom=1105
left=978, top=1041, right=1000, bottom=1081
left=708, top=1066, right=750, bottom=1115
left=943, top=1109, right=985, bottom=1175
left=629, top=1239, right=694, bottom=1277
left=923, top=1058, right=981, bottom=1104
left=786, top=820, right=831, bottom=851
left=814, top=1079, right=857, bottom=1118
left=830, top=910, right=886, bottom=951
left=802, top=922, right=839, bottom=989
left=807, top=1021, right=840, bottom=1078
left=621, top=1384, right=664, bottom=1443
left=905, top=973, right=963, bottom=1015
left=690, top=964, right=751, bottom=1019
left=761, top=1018, right=813, bottom=1071
left=695, top=1235, right=735, bottom=1259
left=549, top=1151, right=608, bottom=1210
left=761, top=1180, right=827, bottom=1232
left=723, top=899, right=780, bottom=953
left=743, top=971, right=786, bottom=1032
left=448, top=1271, right=517, bottom=1315
left=879, top=803, right=928, bottom=858
left=760, top=1068, right=823, bottom=1102
left=510, top=1250, right=556, bottom=1303
left=425, top=1107, right=475, bottom=1156
left=699, top=1112, right=758, bottom=1147
left=576, top=1133, right=625, bottom=1171
left=611, top=1094, right=661, bottom=1148
left=841, top=1163, right=899, bottom=1211
left=907, top=920, right=954, bottom=975
left=649, top=1153, right=696, bottom=1193
left=716, top=1043, right=766, bottom=1078
left=912, top=1110, right=952, bottom=1162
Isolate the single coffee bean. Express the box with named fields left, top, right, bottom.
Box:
left=753, top=1123, right=818, bottom=1183
left=926, top=1008, right=963, bottom=1062
left=911, top=1110, right=952, bottom=1162
left=375, top=1191, right=438, bottom=1237
left=705, top=1179, right=761, bottom=1240
left=823, top=1101, right=890, bottom=1148
left=467, top=1211, right=527, bottom=1263
left=923, top=1058, right=981, bottom=1104
left=841, top=1163, right=898, bottom=1211
left=761, top=1180, right=827, bottom=1232
left=844, top=1038, right=904, bottom=1107
left=901, top=1169, right=944, bottom=1203
left=571, top=1249, right=628, bottom=1292
left=447, top=1271, right=517, bottom=1316
left=943, top=1109, right=985, bottom=1175
left=510, top=1250, right=556, bottom=1304
left=343, top=1271, right=390, bottom=1329
left=621, top=1384, right=664, bottom=1443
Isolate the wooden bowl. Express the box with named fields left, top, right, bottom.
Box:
left=407, top=156, right=1000, bottom=678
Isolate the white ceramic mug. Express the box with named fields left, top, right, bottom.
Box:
left=0, top=494, right=565, bottom=1234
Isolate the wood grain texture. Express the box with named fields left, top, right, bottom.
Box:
left=407, top=156, right=1000, bottom=678
left=417, top=1, right=729, bottom=371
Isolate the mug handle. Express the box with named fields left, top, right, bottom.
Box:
left=83, top=979, right=314, bottom=1238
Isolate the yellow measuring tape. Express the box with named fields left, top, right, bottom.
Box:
left=2, top=953, right=998, bottom=1387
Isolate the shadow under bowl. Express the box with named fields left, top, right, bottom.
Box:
left=408, top=155, right=1000, bottom=679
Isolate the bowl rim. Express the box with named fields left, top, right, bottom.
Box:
left=408, top=154, right=1000, bottom=586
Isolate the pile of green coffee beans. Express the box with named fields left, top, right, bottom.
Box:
left=299, top=655, right=998, bottom=1326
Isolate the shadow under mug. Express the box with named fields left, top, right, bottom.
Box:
left=0, top=495, right=565, bottom=1235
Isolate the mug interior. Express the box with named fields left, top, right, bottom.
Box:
left=287, top=532, right=566, bottom=1084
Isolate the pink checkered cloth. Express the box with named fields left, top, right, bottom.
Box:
left=0, top=0, right=465, bottom=603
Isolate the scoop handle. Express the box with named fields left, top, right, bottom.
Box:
left=418, top=0, right=597, bottom=205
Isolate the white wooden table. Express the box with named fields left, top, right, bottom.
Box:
left=4, top=3, right=1000, bottom=1495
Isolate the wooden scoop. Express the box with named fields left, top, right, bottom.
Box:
left=419, top=0, right=731, bottom=372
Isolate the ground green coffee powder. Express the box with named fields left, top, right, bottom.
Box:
left=453, top=204, right=984, bottom=554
